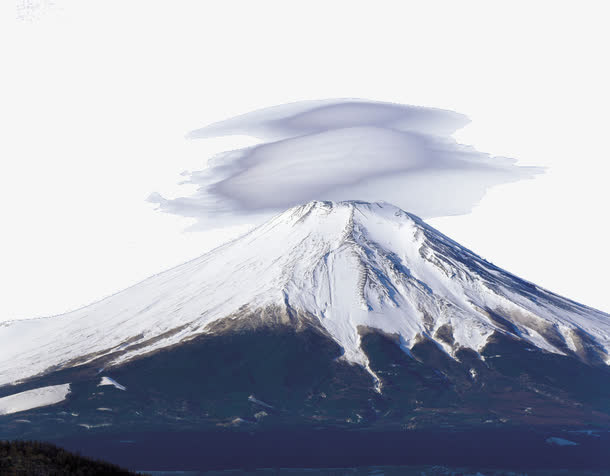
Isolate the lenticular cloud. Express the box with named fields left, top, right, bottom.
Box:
left=149, top=99, right=542, bottom=227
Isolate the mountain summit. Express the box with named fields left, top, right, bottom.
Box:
left=2, top=200, right=610, bottom=442
left=2, top=200, right=608, bottom=388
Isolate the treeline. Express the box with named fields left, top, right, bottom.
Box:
left=0, top=440, right=141, bottom=475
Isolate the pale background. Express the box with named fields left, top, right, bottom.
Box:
left=2, top=0, right=608, bottom=320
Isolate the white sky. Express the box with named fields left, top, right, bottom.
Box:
left=1, top=0, right=609, bottom=320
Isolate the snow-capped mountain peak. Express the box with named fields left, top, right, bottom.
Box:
left=1, top=200, right=609, bottom=387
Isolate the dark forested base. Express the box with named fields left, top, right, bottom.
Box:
left=1, top=321, right=610, bottom=471
left=0, top=440, right=137, bottom=475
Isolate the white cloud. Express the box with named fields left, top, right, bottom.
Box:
left=150, top=99, right=542, bottom=227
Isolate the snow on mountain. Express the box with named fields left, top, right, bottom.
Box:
left=0, top=384, right=71, bottom=415
left=1, top=200, right=609, bottom=387
left=98, top=377, right=126, bottom=391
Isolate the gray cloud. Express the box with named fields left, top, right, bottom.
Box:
left=150, top=99, right=542, bottom=227
left=187, top=99, right=470, bottom=141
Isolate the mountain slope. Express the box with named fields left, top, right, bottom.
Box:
left=1, top=200, right=609, bottom=389
left=3, top=200, right=610, bottom=471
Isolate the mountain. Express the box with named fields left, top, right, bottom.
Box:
left=1, top=200, right=610, bottom=470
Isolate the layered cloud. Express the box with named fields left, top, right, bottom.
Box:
left=150, top=99, right=542, bottom=227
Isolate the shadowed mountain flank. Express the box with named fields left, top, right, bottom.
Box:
left=1, top=200, right=609, bottom=449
